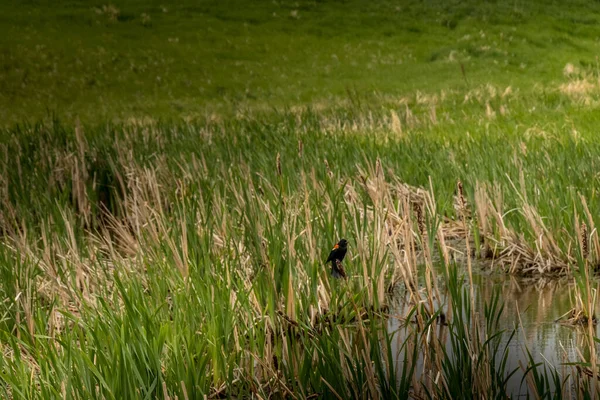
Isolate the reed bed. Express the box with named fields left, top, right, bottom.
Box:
left=1, top=106, right=600, bottom=398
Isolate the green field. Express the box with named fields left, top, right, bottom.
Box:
left=4, top=0, right=600, bottom=123
left=3, top=0, right=600, bottom=398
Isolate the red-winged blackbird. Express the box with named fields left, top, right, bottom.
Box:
left=326, top=239, right=348, bottom=279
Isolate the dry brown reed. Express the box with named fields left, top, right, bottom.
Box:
left=2, top=124, right=598, bottom=398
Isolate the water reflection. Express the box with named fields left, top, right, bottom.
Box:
left=388, top=268, right=600, bottom=397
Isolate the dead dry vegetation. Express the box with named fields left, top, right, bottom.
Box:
left=2, top=88, right=600, bottom=397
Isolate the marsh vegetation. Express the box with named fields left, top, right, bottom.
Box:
left=3, top=0, right=600, bottom=398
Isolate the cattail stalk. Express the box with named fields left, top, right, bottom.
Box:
left=457, top=180, right=466, bottom=213
left=276, top=153, right=282, bottom=177
left=413, top=202, right=426, bottom=238
left=581, top=222, right=589, bottom=260
left=324, top=159, right=333, bottom=178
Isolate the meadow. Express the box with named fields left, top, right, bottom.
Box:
left=3, top=0, right=600, bottom=398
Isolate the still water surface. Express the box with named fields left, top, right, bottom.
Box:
left=388, top=268, right=600, bottom=397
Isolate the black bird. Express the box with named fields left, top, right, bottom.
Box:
left=326, top=239, right=348, bottom=279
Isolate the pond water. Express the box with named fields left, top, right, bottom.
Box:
left=387, top=267, right=600, bottom=397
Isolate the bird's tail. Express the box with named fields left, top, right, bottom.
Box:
left=331, top=260, right=347, bottom=279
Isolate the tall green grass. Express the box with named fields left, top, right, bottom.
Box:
left=3, top=86, right=600, bottom=396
